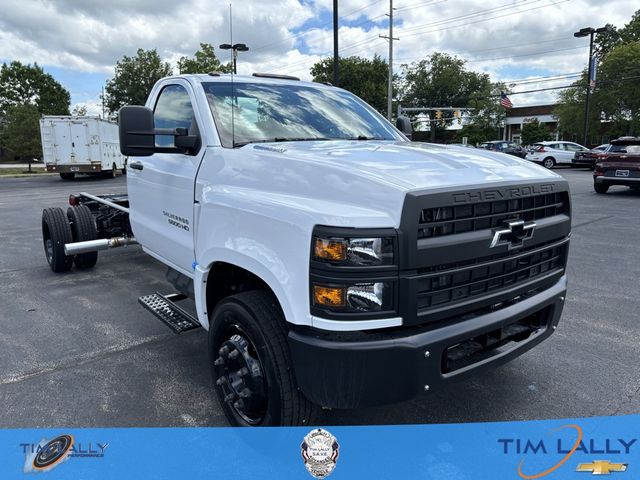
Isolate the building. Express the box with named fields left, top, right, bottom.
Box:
left=501, top=104, right=559, bottom=144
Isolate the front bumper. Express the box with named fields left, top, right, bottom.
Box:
left=289, top=275, right=566, bottom=409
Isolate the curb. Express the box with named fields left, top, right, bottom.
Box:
left=0, top=173, right=57, bottom=179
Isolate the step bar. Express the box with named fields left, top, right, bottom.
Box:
left=138, top=293, right=201, bottom=334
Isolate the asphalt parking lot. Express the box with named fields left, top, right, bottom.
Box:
left=0, top=168, right=638, bottom=428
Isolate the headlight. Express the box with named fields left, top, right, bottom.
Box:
left=313, top=236, right=394, bottom=266
left=312, top=282, right=394, bottom=312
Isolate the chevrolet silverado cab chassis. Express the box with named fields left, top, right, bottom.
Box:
left=41, top=73, right=571, bottom=426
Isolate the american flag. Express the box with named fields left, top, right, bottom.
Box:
left=500, top=92, right=513, bottom=109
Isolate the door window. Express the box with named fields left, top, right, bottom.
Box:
left=153, top=85, right=195, bottom=147
left=564, top=143, right=583, bottom=152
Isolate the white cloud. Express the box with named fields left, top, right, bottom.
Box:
left=0, top=0, right=637, bottom=107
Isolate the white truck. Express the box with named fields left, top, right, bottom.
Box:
left=40, top=115, right=127, bottom=180
left=40, top=73, right=571, bottom=426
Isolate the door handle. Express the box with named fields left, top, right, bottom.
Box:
left=129, top=161, right=144, bottom=171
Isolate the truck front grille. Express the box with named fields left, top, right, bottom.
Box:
left=399, top=181, right=571, bottom=327
left=418, top=192, right=568, bottom=239
left=417, top=240, right=567, bottom=311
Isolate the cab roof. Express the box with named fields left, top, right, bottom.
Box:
left=169, top=73, right=334, bottom=90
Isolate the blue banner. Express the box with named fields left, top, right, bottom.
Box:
left=1, top=415, right=638, bottom=478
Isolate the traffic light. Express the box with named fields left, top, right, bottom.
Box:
left=434, top=110, right=444, bottom=127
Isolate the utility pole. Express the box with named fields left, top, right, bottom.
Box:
left=101, top=86, right=105, bottom=119
left=380, top=1, right=398, bottom=121
left=333, top=0, right=339, bottom=86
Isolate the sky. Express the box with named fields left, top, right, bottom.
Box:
left=0, top=0, right=637, bottom=115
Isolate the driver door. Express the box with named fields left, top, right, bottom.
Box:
left=126, top=81, right=204, bottom=274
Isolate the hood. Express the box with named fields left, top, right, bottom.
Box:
left=200, top=140, right=565, bottom=229
left=246, top=140, right=561, bottom=191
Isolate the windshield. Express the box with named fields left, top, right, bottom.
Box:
left=203, top=82, right=403, bottom=147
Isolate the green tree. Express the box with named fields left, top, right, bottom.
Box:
left=521, top=119, right=551, bottom=146
left=553, top=81, right=585, bottom=139
left=399, top=53, right=494, bottom=141
left=179, top=43, right=232, bottom=74
left=311, top=55, right=390, bottom=114
left=0, top=61, right=70, bottom=116
left=597, top=41, right=640, bottom=135
left=0, top=104, right=42, bottom=159
left=104, top=48, right=172, bottom=114
left=71, top=104, right=88, bottom=116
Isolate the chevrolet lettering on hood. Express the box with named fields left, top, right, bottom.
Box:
left=453, top=183, right=556, bottom=203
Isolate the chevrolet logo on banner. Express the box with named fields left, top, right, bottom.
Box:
left=576, top=460, right=628, bottom=475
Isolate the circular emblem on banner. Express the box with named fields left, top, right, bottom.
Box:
left=33, top=434, right=74, bottom=470
left=301, top=428, right=339, bottom=478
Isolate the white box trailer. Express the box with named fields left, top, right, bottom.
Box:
left=40, top=116, right=127, bottom=180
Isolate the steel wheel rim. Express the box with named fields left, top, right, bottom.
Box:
left=213, top=320, right=268, bottom=425
left=43, top=225, right=53, bottom=264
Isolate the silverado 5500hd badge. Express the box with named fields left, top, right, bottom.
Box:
left=163, top=210, right=189, bottom=231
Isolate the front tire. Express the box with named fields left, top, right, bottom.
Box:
left=209, top=290, right=318, bottom=426
left=542, top=157, right=556, bottom=169
left=42, top=207, right=74, bottom=272
left=67, top=205, right=98, bottom=269
left=594, top=182, right=609, bottom=194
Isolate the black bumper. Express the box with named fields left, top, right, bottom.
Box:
left=46, top=163, right=103, bottom=173
left=595, top=175, right=640, bottom=187
left=288, top=275, right=566, bottom=409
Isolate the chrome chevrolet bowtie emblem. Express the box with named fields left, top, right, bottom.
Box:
left=576, top=460, right=628, bottom=475
left=490, top=219, right=536, bottom=250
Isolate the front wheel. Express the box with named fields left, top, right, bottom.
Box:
left=542, top=157, right=555, bottom=169
left=209, top=290, right=318, bottom=426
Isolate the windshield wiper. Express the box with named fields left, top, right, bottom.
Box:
left=343, top=135, right=387, bottom=141
left=274, top=137, right=332, bottom=142
left=233, top=137, right=331, bottom=148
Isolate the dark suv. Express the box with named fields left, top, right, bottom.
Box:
left=593, top=137, right=640, bottom=194
left=573, top=143, right=634, bottom=169
left=478, top=141, right=526, bottom=158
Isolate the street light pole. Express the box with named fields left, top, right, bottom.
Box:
left=574, top=26, right=608, bottom=147
left=333, top=0, right=339, bottom=86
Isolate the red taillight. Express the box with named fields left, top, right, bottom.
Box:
left=69, top=194, right=79, bottom=206
left=594, top=171, right=604, bottom=176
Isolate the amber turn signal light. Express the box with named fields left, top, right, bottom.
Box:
left=314, top=238, right=347, bottom=261
left=313, top=285, right=346, bottom=308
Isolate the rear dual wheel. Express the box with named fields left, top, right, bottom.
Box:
left=42, top=208, right=74, bottom=272
left=102, top=163, right=117, bottom=179
left=66, top=205, right=98, bottom=269
left=42, top=206, right=99, bottom=272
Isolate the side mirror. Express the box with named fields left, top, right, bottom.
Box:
left=119, top=106, right=155, bottom=156
left=396, top=116, right=413, bottom=140
left=119, top=106, right=200, bottom=156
